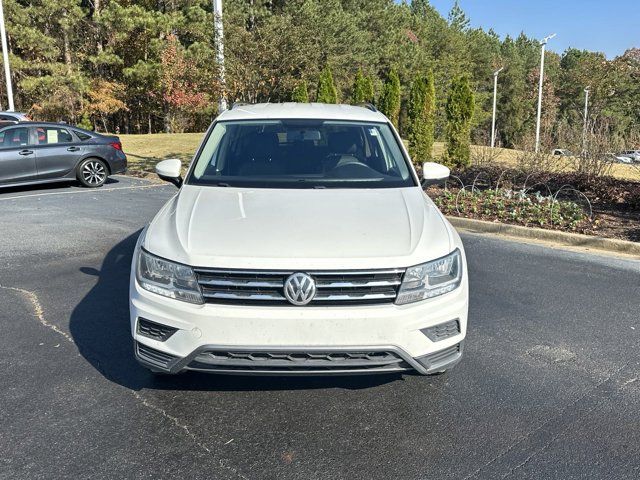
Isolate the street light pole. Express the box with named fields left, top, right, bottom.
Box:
left=213, top=0, right=227, bottom=113
left=0, top=0, right=14, bottom=112
left=534, top=33, right=556, bottom=153
left=582, top=87, right=590, bottom=153
left=490, top=67, right=504, bottom=148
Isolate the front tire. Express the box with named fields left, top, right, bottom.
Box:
left=77, top=158, right=108, bottom=188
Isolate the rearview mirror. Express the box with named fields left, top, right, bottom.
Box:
left=156, top=159, right=183, bottom=188
left=422, top=162, right=450, bottom=187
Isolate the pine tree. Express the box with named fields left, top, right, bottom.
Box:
left=497, top=37, right=529, bottom=147
left=291, top=80, right=309, bottom=102
left=448, top=0, right=470, bottom=31
left=316, top=66, right=338, bottom=104
left=407, top=71, right=436, bottom=164
left=351, top=69, right=366, bottom=104
left=78, top=113, right=93, bottom=130
left=363, top=75, right=375, bottom=104
left=444, top=75, right=474, bottom=168
left=378, top=69, right=401, bottom=126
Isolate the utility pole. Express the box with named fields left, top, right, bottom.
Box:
left=213, top=0, right=227, bottom=113
left=535, top=33, right=556, bottom=153
left=582, top=86, right=590, bottom=153
left=0, top=0, right=14, bottom=112
left=490, top=67, right=504, bottom=148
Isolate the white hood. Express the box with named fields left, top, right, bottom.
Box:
left=144, top=185, right=453, bottom=270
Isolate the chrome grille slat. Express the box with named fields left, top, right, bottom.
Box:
left=315, top=279, right=401, bottom=288
left=199, top=278, right=284, bottom=288
left=202, top=291, right=285, bottom=301
left=314, top=292, right=397, bottom=301
left=194, top=267, right=405, bottom=306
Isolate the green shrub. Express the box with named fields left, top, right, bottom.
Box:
left=316, top=66, right=338, bottom=104
left=78, top=113, right=93, bottom=130
left=378, top=69, right=401, bottom=127
left=351, top=69, right=366, bottom=104
left=443, top=75, right=474, bottom=169
left=407, top=71, right=435, bottom=165
left=363, top=75, right=375, bottom=104
left=291, top=80, right=309, bottom=102
left=352, top=70, right=375, bottom=105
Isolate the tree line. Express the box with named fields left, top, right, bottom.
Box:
left=2, top=0, right=639, bottom=154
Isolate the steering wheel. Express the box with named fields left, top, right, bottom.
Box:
left=326, top=160, right=380, bottom=178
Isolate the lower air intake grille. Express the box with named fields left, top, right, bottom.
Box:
left=136, top=342, right=178, bottom=369
left=187, top=349, right=410, bottom=373
left=416, top=343, right=462, bottom=371
left=421, top=319, right=461, bottom=342
left=137, top=318, right=178, bottom=342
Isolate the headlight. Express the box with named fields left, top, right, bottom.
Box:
left=396, top=249, right=462, bottom=305
left=136, top=248, right=203, bottom=304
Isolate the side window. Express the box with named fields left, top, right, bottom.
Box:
left=36, top=127, right=74, bottom=145
left=74, top=130, right=92, bottom=141
left=0, top=127, right=30, bottom=148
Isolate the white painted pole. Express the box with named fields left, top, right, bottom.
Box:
left=213, top=0, right=227, bottom=113
left=535, top=33, right=555, bottom=153
left=0, top=0, right=14, bottom=112
left=490, top=67, right=503, bottom=148
left=582, top=87, right=590, bottom=153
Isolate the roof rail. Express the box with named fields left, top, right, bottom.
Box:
left=231, top=102, right=250, bottom=110
left=357, top=103, right=377, bottom=112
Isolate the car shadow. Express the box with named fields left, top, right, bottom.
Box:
left=69, top=231, right=404, bottom=392
left=0, top=177, right=119, bottom=195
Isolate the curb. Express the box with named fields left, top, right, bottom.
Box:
left=447, top=216, right=640, bottom=257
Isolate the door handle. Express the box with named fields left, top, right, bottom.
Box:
left=19, top=149, right=33, bottom=155
left=67, top=146, right=80, bottom=152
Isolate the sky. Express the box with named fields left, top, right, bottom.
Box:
left=426, top=0, right=640, bottom=58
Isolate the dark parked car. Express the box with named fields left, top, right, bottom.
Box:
left=0, top=122, right=127, bottom=189
left=0, top=111, right=30, bottom=128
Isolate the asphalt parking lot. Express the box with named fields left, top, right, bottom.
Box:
left=1, top=175, right=639, bottom=480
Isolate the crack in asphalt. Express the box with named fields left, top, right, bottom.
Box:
left=1, top=284, right=251, bottom=480
left=0, top=284, right=74, bottom=342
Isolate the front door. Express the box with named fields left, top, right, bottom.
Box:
left=0, top=126, right=37, bottom=185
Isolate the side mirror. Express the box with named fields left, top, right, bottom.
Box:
left=156, top=159, right=183, bottom=188
left=422, top=162, right=450, bottom=187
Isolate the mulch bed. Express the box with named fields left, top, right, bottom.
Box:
left=427, top=166, right=640, bottom=243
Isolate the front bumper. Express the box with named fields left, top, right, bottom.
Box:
left=134, top=340, right=465, bottom=376
left=130, top=270, right=468, bottom=376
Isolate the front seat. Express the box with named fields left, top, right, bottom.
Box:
left=324, top=131, right=364, bottom=172
left=238, top=132, right=284, bottom=176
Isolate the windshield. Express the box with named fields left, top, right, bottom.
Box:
left=187, top=120, right=415, bottom=188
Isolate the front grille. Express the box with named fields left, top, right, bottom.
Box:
left=193, top=268, right=405, bottom=306
left=137, top=318, right=178, bottom=342
left=187, top=349, right=409, bottom=373
left=421, top=319, right=461, bottom=342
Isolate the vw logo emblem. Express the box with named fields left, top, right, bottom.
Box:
left=284, top=272, right=316, bottom=306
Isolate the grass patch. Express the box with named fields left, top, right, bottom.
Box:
left=120, top=133, right=203, bottom=176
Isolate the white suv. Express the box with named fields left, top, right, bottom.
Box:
left=130, top=103, right=468, bottom=376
